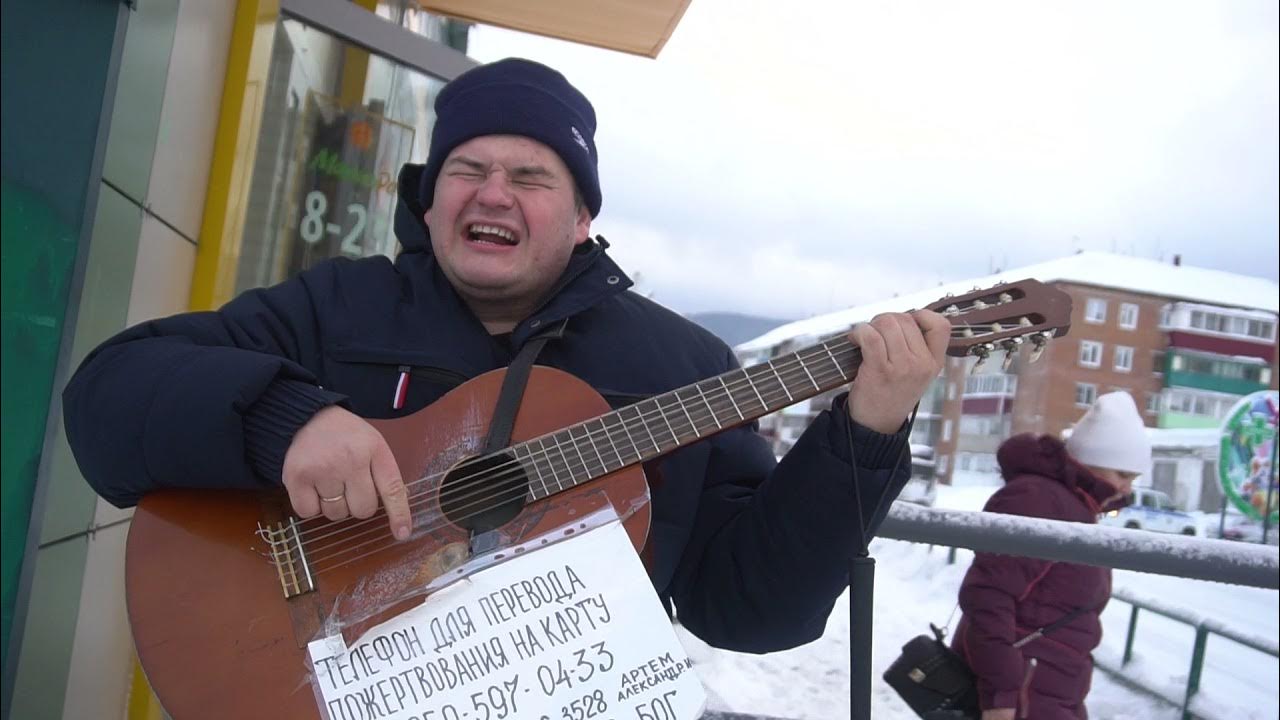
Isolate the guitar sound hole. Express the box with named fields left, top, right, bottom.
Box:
left=439, top=453, right=528, bottom=533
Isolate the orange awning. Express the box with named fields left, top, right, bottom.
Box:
left=418, top=0, right=692, bottom=58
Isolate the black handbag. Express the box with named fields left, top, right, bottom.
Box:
left=882, top=623, right=979, bottom=720
left=884, top=607, right=1092, bottom=719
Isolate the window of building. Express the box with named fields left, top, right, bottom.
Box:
left=1152, top=461, right=1178, bottom=497
left=1114, top=346, right=1134, bottom=373
left=1163, top=389, right=1239, bottom=419
left=947, top=383, right=956, bottom=401
left=1075, top=383, right=1097, bottom=407
left=1146, top=393, right=1160, bottom=414
left=959, top=415, right=1010, bottom=437
left=937, top=454, right=949, bottom=476
left=1159, top=305, right=1173, bottom=327
left=1168, top=352, right=1272, bottom=384
left=942, top=419, right=953, bottom=442
left=1119, top=303, right=1139, bottom=329
left=1186, top=309, right=1276, bottom=341
left=1079, top=340, right=1103, bottom=368
left=956, top=453, right=998, bottom=473
left=1219, top=362, right=1245, bottom=380
left=964, top=374, right=1018, bottom=395
left=1248, top=319, right=1276, bottom=340
left=1084, top=298, right=1107, bottom=324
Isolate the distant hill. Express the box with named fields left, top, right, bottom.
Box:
left=685, top=311, right=793, bottom=347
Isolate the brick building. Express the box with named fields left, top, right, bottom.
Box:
left=736, top=252, right=1278, bottom=486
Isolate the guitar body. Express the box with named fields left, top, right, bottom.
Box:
left=125, top=367, right=651, bottom=719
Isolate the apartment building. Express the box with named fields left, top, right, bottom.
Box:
left=737, top=252, right=1279, bottom=486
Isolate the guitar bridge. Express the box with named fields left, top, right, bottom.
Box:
left=260, top=517, right=316, bottom=599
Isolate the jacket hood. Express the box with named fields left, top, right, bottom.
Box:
left=998, top=433, right=1130, bottom=513
left=395, top=164, right=432, bottom=253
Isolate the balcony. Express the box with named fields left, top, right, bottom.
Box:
left=964, top=373, right=1017, bottom=396
left=1164, top=350, right=1272, bottom=396
left=962, top=374, right=1017, bottom=414
left=1157, top=387, right=1245, bottom=429
left=1160, top=303, right=1276, bottom=361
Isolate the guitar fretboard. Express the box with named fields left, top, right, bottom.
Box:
left=511, top=336, right=860, bottom=500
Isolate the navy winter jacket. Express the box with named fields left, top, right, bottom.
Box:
left=63, top=165, right=911, bottom=653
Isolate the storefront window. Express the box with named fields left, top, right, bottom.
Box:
left=235, top=16, right=449, bottom=294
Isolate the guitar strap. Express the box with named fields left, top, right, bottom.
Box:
left=481, top=318, right=569, bottom=455
left=470, top=319, right=568, bottom=557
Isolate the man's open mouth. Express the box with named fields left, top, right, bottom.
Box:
left=467, top=224, right=517, bottom=246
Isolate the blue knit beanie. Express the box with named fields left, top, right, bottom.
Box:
left=417, top=58, right=601, bottom=217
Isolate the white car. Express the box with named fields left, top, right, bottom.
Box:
left=1099, top=487, right=1204, bottom=536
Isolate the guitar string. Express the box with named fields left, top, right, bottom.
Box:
left=281, top=313, right=1032, bottom=566
left=290, top=317, right=1010, bottom=548
left=284, top=317, right=1015, bottom=567
left=299, top=319, right=1037, bottom=574
left=292, top=320, right=989, bottom=545
left=300, top=321, right=1019, bottom=572
left=305, top=351, right=858, bottom=573
left=295, top=340, right=859, bottom=563
left=285, top=317, right=1025, bottom=567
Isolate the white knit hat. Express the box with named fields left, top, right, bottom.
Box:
left=1065, top=392, right=1151, bottom=476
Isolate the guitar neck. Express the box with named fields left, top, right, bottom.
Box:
left=512, top=336, right=862, bottom=499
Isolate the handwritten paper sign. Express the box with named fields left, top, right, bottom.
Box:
left=308, top=519, right=707, bottom=720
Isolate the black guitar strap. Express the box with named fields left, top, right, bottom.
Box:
left=481, top=318, right=569, bottom=455
left=471, top=319, right=568, bottom=557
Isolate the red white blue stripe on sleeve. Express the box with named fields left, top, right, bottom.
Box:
left=392, top=367, right=410, bottom=410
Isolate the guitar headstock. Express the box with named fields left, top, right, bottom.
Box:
left=924, top=279, right=1073, bottom=372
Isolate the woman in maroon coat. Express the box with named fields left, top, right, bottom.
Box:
left=952, top=392, right=1151, bottom=720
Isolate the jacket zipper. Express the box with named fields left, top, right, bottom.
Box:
left=1017, top=658, right=1038, bottom=719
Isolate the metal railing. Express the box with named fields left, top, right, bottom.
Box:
left=879, top=502, right=1280, bottom=589
left=883, top=502, right=1279, bottom=720
left=1098, top=587, right=1280, bottom=720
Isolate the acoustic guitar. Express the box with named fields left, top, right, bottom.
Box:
left=124, top=279, right=1072, bottom=717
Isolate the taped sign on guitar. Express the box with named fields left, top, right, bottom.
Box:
left=306, top=510, right=708, bottom=720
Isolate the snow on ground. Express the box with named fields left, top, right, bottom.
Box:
left=679, top=483, right=1280, bottom=719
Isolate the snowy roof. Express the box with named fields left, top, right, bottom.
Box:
left=736, top=251, right=1280, bottom=352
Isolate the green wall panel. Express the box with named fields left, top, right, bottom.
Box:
left=0, top=0, right=126, bottom=703
left=0, top=180, right=78, bottom=672
left=7, top=539, right=91, bottom=720
left=103, top=0, right=181, bottom=200
left=38, top=184, right=142, bottom=545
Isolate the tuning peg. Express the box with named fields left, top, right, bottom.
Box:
left=1028, top=333, right=1050, bottom=363
left=970, top=343, right=994, bottom=374
left=998, top=292, right=1013, bottom=304
left=973, top=299, right=988, bottom=310
left=943, top=304, right=960, bottom=317
left=1000, top=338, right=1022, bottom=371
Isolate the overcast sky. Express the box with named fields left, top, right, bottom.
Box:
left=467, top=0, right=1279, bottom=320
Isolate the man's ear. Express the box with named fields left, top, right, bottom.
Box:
left=573, top=205, right=591, bottom=245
